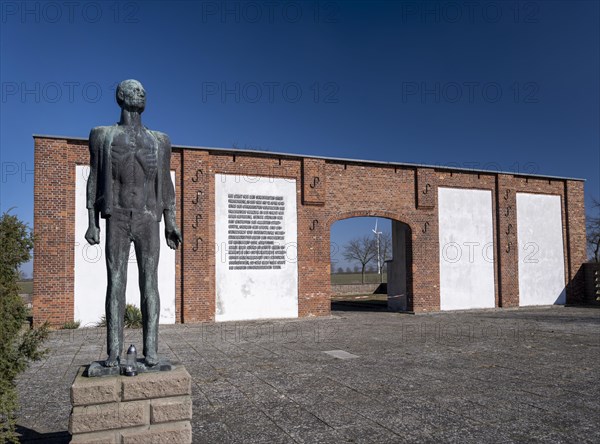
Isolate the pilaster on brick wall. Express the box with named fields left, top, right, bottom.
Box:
left=496, top=174, right=519, bottom=308
left=298, top=202, right=330, bottom=317
left=565, top=180, right=587, bottom=302
left=181, top=149, right=212, bottom=322
left=409, top=210, right=438, bottom=313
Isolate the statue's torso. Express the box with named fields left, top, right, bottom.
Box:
left=110, top=126, right=158, bottom=212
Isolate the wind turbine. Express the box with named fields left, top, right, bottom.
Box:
left=372, top=219, right=382, bottom=276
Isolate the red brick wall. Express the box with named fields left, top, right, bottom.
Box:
left=181, top=149, right=210, bottom=322
left=565, top=180, right=587, bottom=302
left=34, top=137, right=76, bottom=325
left=33, top=136, right=588, bottom=325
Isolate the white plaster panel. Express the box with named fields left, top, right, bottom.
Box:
left=74, top=165, right=176, bottom=327
left=438, top=187, right=495, bottom=310
left=215, top=174, right=298, bottom=322
left=516, top=193, right=566, bottom=306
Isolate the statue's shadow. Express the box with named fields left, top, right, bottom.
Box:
left=15, top=425, right=70, bottom=443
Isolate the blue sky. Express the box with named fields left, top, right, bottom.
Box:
left=1, top=0, right=599, bottom=275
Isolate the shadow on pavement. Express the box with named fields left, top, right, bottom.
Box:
left=331, top=299, right=390, bottom=312
left=16, top=426, right=70, bottom=444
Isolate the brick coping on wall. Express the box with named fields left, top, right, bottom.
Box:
left=32, top=134, right=586, bottom=183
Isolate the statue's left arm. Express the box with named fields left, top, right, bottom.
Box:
left=160, top=134, right=182, bottom=249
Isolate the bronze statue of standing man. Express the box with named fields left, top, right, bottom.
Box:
left=85, top=79, right=182, bottom=367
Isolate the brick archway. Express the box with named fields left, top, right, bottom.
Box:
left=327, top=213, right=414, bottom=311
left=326, top=210, right=414, bottom=232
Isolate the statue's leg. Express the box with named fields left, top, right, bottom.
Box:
left=133, top=216, right=160, bottom=366
left=105, top=216, right=130, bottom=367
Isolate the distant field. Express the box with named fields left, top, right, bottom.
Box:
left=331, top=294, right=387, bottom=302
left=331, top=273, right=387, bottom=285
left=18, top=280, right=33, bottom=294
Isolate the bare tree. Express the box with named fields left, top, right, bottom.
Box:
left=587, top=198, right=600, bottom=262
left=343, top=236, right=377, bottom=283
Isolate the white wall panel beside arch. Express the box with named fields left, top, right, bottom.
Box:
left=516, top=193, right=566, bottom=306
left=438, top=187, right=495, bottom=310
left=215, top=174, right=298, bottom=322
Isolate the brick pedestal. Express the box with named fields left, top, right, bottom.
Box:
left=69, top=365, right=192, bottom=443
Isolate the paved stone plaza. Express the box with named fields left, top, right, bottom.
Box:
left=16, top=306, right=600, bottom=443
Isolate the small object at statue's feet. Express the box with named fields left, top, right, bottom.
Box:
left=124, top=344, right=138, bottom=376
left=124, top=367, right=138, bottom=376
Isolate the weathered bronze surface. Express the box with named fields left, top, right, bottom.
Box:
left=85, top=79, right=182, bottom=368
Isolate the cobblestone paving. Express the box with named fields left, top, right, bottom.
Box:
left=16, top=306, right=600, bottom=443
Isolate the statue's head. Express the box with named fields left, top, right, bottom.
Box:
left=116, top=79, right=146, bottom=113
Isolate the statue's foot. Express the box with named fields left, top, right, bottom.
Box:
left=105, top=354, right=119, bottom=367
left=144, top=354, right=159, bottom=367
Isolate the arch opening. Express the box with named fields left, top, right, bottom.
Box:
left=329, top=216, right=412, bottom=312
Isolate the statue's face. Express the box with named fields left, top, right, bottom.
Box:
left=117, top=80, right=146, bottom=112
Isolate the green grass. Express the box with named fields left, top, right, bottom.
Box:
left=331, top=272, right=387, bottom=285
left=61, top=320, right=81, bottom=329
left=17, top=280, right=33, bottom=294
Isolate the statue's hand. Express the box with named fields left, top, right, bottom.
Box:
left=85, top=224, right=100, bottom=245
left=165, top=226, right=182, bottom=250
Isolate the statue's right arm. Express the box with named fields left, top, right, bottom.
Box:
left=85, top=127, right=103, bottom=245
